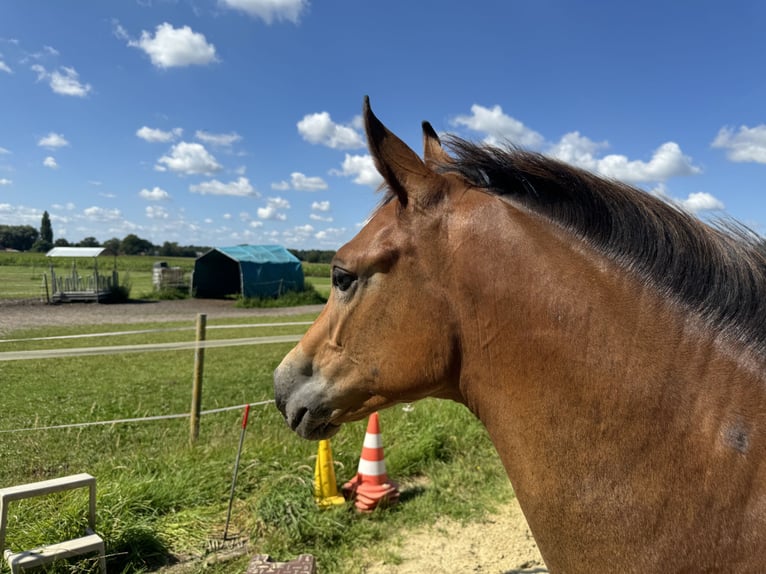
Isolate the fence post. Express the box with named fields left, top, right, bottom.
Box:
left=190, top=313, right=207, bottom=444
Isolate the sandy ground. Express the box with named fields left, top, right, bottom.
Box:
left=364, top=498, right=546, bottom=574
left=0, top=298, right=547, bottom=573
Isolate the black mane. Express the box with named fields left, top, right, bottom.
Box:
left=439, top=136, right=766, bottom=355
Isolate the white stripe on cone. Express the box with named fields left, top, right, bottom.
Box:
left=363, top=432, right=383, bottom=448
left=357, top=457, right=387, bottom=477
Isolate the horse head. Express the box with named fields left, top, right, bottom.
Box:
left=273, top=97, right=464, bottom=440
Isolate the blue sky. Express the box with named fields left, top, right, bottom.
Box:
left=1, top=1, right=765, bottom=250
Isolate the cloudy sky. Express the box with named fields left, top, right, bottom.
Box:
left=1, top=1, right=766, bottom=249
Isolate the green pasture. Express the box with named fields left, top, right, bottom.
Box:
left=0, top=314, right=510, bottom=573
left=0, top=252, right=331, bottom=301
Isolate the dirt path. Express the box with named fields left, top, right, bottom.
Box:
left=0, top=298, right=547, bottom=573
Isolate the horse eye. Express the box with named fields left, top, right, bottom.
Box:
left=332, top=267, right=357, bottom=292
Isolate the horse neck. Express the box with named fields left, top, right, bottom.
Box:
left=448, top=197, right=766, bottom=520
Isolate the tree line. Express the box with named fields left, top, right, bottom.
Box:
left=1, top=212, right=337, bottom=261
left=0, top=212, right=208, bottom=256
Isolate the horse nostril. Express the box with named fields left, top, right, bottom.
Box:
left=299, top=361, right=313, bottom=378
left=290, top=407, right=308, bottom=431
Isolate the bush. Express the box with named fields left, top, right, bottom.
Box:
left=236, top=285, right=326, bottom=308
left=106, top=274, right=132, bottom=303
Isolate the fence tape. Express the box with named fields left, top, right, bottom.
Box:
left=0, top=334, right=303, bottom=361
left=0, top=400, right=276, bottom=434
left=0, top=322, right=313, bottom=344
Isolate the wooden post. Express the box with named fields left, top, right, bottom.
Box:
left=190, top=313, right=207, bottom=444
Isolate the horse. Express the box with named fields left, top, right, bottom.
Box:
left=274, top=97, right=766, bottom=573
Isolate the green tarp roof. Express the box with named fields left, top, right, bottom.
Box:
left=215, top=244, right=300, bottom=264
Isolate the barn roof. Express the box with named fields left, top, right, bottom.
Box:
left=215, top=244, right=299, bottom=264
left=46, top=247, right=106, bottom=258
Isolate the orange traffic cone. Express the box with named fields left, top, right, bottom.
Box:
left=342, top=412, right=400, bottom=512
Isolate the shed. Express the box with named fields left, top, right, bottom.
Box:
left=45, top=247, right=118, bottom=303
left=192, top=245, right=304, bottom=299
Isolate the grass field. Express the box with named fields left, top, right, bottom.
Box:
left=0, top=314, right=510, bottom=573
left=0, top=252, right=331, bottom=301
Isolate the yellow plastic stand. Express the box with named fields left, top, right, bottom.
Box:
left=314, top=439, right=346, bottom=508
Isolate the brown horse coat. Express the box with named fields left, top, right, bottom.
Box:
left=274, top=97, right=766, bottom=573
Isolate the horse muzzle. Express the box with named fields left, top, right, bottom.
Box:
left=273, top=349, right=341, bottom=440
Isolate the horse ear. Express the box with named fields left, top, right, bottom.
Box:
left=363, top=96, right=441, bottom=209
left=422, top=121, right=451, bottom=168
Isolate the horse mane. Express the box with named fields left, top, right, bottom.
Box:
left=435, top=136, right=766, bottom=355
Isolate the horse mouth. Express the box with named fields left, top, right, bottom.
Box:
left=288, top=406, right=341, bottom=440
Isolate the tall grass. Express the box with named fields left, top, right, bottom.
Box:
left=0, top=317, right=510, bottom=573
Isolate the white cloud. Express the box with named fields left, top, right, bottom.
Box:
left=38, top=132, right=69, bottom=149
left=50, top=66, right=92, bottom=97
left=155, top=142, right=222, bottom=175
left=139, top=186, right=171, bottom=201
left=547, top=131, right=609, bottom=167
left=195, top=130, right=242, bottom=147
left=311, top=200, right=330, bottom=212
left=451, top=104, right=701, bottom=185
left=219, top=0, right=307, bottom=24
left=271, top=180, right=290, bottom=191
left=294, top=224, right=314, bottom=234
left=83, top=206, right=122, bottom=221
left=550, top=134, right=700, bottom=183
left=290, top=172, right=327, bottom=191
left=271, top=172, right=328, bottom=191
left=650, top=184, right=724, bottom=214
left=146, top=205, right=169, bottom=219
left=297, top=111, right=365, bottom=149
left=452, top=104, right=544, bottom=148
left=250, top=220, right=264, bottom=228
left=310, top=213, right=332, bottom=222
left=712, top=125, right=766, bottom=163
left=189, top=176, right=258, bottom=196
left=315, top=227, right=346, bottom=242
left=681, top=191, right=725, bottom=213
left=0, top=147, right=10, bottom=154
left=128, top=23, right=218, bottom=69
left=31, top=64, right=91, bottom=97
left=0, top=203, right=42, bottom=225
left=51, top=202, right=76, bottom=211
left=137, top=126, right=183, bottom=143
left=0, top=178, right=12, bottom=186
left=331, top=154, right=383, bottom=186
left=43, top=156, right=58, bottom=169
left=257, top=196, right=290, bottom=220
left=0, top=59, right=11, bottom=74
left=592, top=142, right=701, bottom=184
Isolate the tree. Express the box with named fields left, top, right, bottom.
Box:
left=32, top=211, right=54, bottom=252
left=102, top=237, right=121, bottom=255
left=40, top=211, right=53, bottom=243
left=0, top=225, right=39, bottom=251
left=121, top=234, right=154, bottom=255
left=78, top=236, right=100, bottom=247
left=54, top=238, right=71, bottom=247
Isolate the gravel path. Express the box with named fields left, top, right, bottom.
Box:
left=0, top=298, right=325, bottom=336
